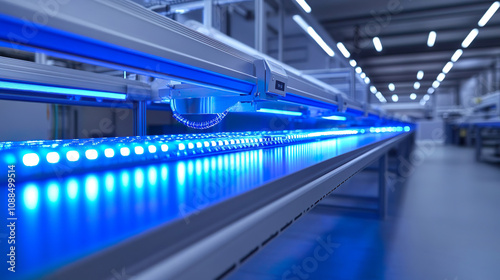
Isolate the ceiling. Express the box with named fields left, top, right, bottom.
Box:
left=308, top=0, right=500, bottom=102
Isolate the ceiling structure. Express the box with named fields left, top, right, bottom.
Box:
left=309, top=0, right=500, bottom=103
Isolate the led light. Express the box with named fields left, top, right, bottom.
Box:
left=196, top=142, right=202, bottom=148
left=364, top=77, right=370, bottom=84
left=414, top=82, right=420, bottom=90
left=427, top=31, right=436, bottom=47
left=322, top=115, right=347, bottom=121
left=478, top=1, right=499, bottom=27
left=373, top=37, right=383, bottom=52
left=178, top=143, right=186, bottom=151
left=295, top=0, right=311, bottom=13
left=417, top=71, right=424, bottom=80
left=410, top=93, right=417, bottom=100
left=423, top=94, right=430, bottom=101
left=370, top=86, right=377, bottom=93
left=120, top=147, right=130, bottom=157
left=437, top=73, right=446, bottom=82
left=148, top=145, right=157, bottom=153
left=134, top=146, right=144, bottom=155
left=388, top=83, right=395, bottom=91
left=104, top=148, right=115, bottom=158
left=224, top=140, right=229, bottom=145
left=85, top=149, right=98, bottom=160
left=392, top=94, right=399, bottom=102
left=337, top=42, right=350, bottom=58
left=187, top=143, right=195, bottom=149
left=442, top=61, right=454, bottom=74
left=451, top=49, right=463, bottom=62
left=0, top=81, right=126, bottom=100
left=428, top=87, right=435, bottom=94
left=66, top=150, right=80, bottom=162
left=210, top=141, right=216, bottom=147
left=257, top=108, right=303, bottom=116
left=360, top=72, right=366, bottom=79
left=432, top=81, right=440, bottom=88
left=46, top=152, right=60, bottom=164
left=161, top=144, right=169, bottom=152
left=24, top=185, right=39, bottom=210
left=355, top=67, right=362, bottom=74
left=292, top=15, right=309, bottom=32
left=349, top=59, right=357, bottom=67
left=23, top=153, right=39, bottom=166
left=307, top=26, right=335, bottom=57
left=218, top=140, right=223, bottom=146
left=203, top=141, right=210, bottom=148
left=375, top=92, right=383, bottom=98
left=462, top=28, right=479, bottom=48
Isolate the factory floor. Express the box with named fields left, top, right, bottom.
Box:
left=227, top=143, right=500, bottom=280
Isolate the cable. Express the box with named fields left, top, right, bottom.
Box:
left=172, top=110, right=228, bottom=129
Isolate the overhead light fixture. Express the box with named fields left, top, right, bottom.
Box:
left=360, top=72, right=366, bottom=79
left=437, top=73, right=446, bottom=82
left=478, top=1, right=499, bottom=27
left=420, top=99, right=426, bottom=106
left=427, top=31, right=436, bottom=47
left=293, top=15, right=334, bottom=57
left=373, top=37, right=383, bottom=52
left=388, top=83, right=395, bottom=91
left=423, top=94, right=430, bottom=101
left=410, top=93, right=417, bottom=100
left=337, top=42, right=351, bottom=58
left=432, top=80, right=440, bottom=88
left=462, top=28, right=479, bottom=48
left=391, top=94, right=398, bottom=102
left=414, top=81, right=421, bottom=90
left=364, top=77, right=370, bottom=84
left=257, top=108, right=303, bottom=116
left=349, top=59, right=357, bottom=67
left=442, top=61, right=454, bottom=74
left=370, top=86, right=377, bottom=93
left=375, top=92, right=383, bottom=98
left=295, top=0, right=312, bottom=13
left=355, top=66, right=362, bottom=74
left=428, top=87, right=435, bottom=94
left=322, top=115, right=347, bottom=121
left=417, top=70, right=424, bottom=80
left=451, top=49, right=463, bottom=62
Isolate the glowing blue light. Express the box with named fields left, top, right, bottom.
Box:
left=161, top=144, right=169, bottom=152
left=361, top=129, right=365, bottom=133
left=47, top=183, right=59, bottom=202
left=120, top=147, right=130, bottom=156
left=85, top=149, right=98, bottom=160
left=135, top=169, right=144, bottom=188
left=211, top=141, right=217, bottom=147
left=224, top=140, right=229, bottom=145
left=404, top=126, right=411, bottom=132
left=135, top=146, right=144, bottom=155
left=66, top=150, right=80, bottom=162
left=67, top=179, right=78, bottom=199
left=148, top=145, right=157, bottom=153
left=0, top=80, right=126, bottom=100
left=148, top=167, right=157, bottom=185
left=24, top=185, right=39, bottom=210
left=322, top=115, right=347, bottom=121
left=85, top=176, right=99, bottom=201
left=204, top=141, right=210, bottom=148
left=397, top=127, right=403, bottom=132
left=179, top=143, right=186, bottom=150
left=46, top=152, right=60, bottom=164
left=23, top=153, right=39, bottom=167
left=188, top=143, right=194, bottom=149
left=257, top=108, right=303, bottom=116
left=230, top=140, right=235, bottom=145
left=196, top=142, right=202, bottom=148
left=104, top=148, right=115, bottom=158
left=105, top=173, right=114, bottom=192
left=218, top=140, right=223, bottom=146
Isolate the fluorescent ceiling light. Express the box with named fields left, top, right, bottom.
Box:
left=322, top=115, right=347, bottom=121
left=375, top=92, right=383, bottom=98
left=417, top=70, right=424, bottom=80
left=0, top=80, right=126, bottom=100
left=364, top=77, right=370, bottom=84
left=391, top=94, right=398, bottom=102
left=292, top=15, right=309, bottom=32
left=410, top=93, right=417, bottom=100
left=442, top=61, right=454, bottom=74
left=423, top=94, right=430, bottom=101
left=427, top=31, right=436, bottom=47
left=355, top=67, right=362, bottom=74
left=414, top=81, right=421, bottom=90
left=373, top=37, right=383, bottom=52
left=478, top=1, right=499, bottom=27
left=307, top=27, right=335, bottom=57
left=257, top=108, right=303, bottom=116
left=432, top=80, right=440, bottom=88
left=451, top=49, right=463, bottom=62
left=388, top=83, right=395, bottom=91
left=337, top=42, right=351, bottom=58
left=295, top=0, right=312, bottom=13
left=428, top=87, right=435, bottom=94
left=349, top=59, right=357, bottom=67
left=462, top=28, right=479, bottom=48
left=437, top=73, right=446, bottom=82
left=360, top=72, right=366, bottom=79
left=420, top=99, right=426, bottom=106
left=370, top=86, right=377, bottom=93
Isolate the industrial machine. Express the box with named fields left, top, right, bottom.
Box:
left=0, top=1, right=414, bottom=279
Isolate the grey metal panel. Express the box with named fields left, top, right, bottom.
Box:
left=286, top=72, right=339, bottom=106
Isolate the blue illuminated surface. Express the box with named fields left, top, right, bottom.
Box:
left=322, top=115, right=347, bottom=121
left=257, top=108, right=303, bottom=116
left=0, top=80, right=126, bottom=100
left=0, top=132, right=405, bottom=279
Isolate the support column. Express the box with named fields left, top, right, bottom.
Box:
left=254, top=0, right=266, bottom=53
left=378, top=153, right=388, bottom=219
left=278, top=0, right=284, bottom=62
left=204, top=0, right=213, bottom=28
left=133, top=101, right=147, bottom=137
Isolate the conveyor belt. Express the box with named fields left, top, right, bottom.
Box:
left=0, top=130, right=412, bottom=280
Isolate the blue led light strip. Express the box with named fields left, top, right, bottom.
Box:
left=0, top=126, right=412, bottom=180
left=0, top=80, right=127, bottom=100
